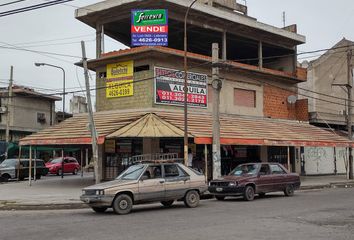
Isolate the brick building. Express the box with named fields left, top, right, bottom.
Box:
left=20, top=0, right=353, bottom=180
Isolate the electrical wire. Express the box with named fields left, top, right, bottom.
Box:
left=0, top=0, right=73, bottom=17
left=0, top=0, right=26, bottom=7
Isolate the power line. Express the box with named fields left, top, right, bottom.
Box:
left=0, top=0, right=73, bottom=17
left=0, top=0, right=26, bottom=7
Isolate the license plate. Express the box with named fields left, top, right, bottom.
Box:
left=216, top=187, right=223, bottom=192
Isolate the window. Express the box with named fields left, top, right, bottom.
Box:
left=37, top=113, right=46, bottom=124
left=270, top=164, right=286, bottom=174
left=164, top=164, right=182, bottom=177
left=259, top=164, right=271, bottom=175
left=234, top=88, right=256, bottom=108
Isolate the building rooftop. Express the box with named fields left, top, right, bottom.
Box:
left=0, top=85, right=61, bottom=101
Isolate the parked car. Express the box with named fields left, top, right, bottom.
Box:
left=0, top=158, right=48, bottom=182
left=208, top=163, right=301, bottom=201
left=46, top=157, right=80, bottom=175
left=81, top=162, right=207, bottom=214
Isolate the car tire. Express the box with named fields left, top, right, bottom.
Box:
left=36, top=174, right=41, bottom=180
left=1, top=174, right=10, bottom=182
left=112, top=194, right=133, bottom=215
left=73, top=168, right=78, bottom=175
left=161, top=200, right=174, bottom=207
left=243, top=185, right=255, bottom=201
left=184, top=190, right=200, bottom=208
left=92, top=207, right=107, bottom=213
left=215, top=196, right=225, bottom=201
left=258, top=193, right=266, bottom=198
left=284, top=184, right=294, bottom=197
left=57, top=169, right=62, bottom=176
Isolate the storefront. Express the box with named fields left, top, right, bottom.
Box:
left=19, top=109, right=354, bottom=181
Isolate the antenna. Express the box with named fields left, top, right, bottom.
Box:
left=282, top=11, right=286, bottom=27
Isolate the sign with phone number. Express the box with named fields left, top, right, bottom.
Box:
left=106, top=61, right=134, bottom=98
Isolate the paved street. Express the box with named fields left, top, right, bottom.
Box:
left=0, top=188, right=353, bottom=240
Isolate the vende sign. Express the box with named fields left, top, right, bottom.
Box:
left=131, top=9, right=168, bottom=46
left=131, top=26, right=168, bottom=33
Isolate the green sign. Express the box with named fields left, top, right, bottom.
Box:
left=132, top=9, right=167, bottom=26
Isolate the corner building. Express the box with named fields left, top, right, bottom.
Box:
left=20, top=0, right=353, bottom=181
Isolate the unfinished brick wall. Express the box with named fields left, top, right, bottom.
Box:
left=263, top=84, right=308, bottom=121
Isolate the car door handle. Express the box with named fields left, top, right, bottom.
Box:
left=159, top=180, right=165, bottom=184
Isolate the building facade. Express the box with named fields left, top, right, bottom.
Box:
left=298, top=38, right=354, bottom=175
left=20, top=0, right=354, bottom=181
left=0, top=86, right=60, bottom=156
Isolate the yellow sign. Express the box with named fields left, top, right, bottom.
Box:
left=106, top=61, right=134, bottom=98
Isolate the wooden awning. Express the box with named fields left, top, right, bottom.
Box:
left=19, top=109, right=354, bottom=147
left=106, top=113, right=189, bottom=138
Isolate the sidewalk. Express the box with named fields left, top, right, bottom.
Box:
left=1, top=173, right=353, bottom=210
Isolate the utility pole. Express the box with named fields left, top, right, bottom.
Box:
left=211, top=43, right=222, bottom=179
left=5, top=66, right=13, bottom=159
left=347, top=48, right=353, bottom=180
left=81, top=41, right=100, bottom=184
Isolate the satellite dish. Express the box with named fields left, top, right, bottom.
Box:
left=287, top=95, right=297, bottom=104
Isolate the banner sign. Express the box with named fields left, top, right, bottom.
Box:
left=154, top=67, right=208, bottom=108
left=131, top=9, right=168, bottom=46
left=106, top=61, right=134, bottom=98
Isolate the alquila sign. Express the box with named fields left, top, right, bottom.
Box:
left=131, top=9, right=168, bottom=46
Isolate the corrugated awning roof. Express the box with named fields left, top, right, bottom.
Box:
left=19, top=109, right=354, bottom=147
left=106, top=113, right=189, bottom=138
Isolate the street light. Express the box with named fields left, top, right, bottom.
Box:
left=35, top=62, right=66, bottom=179
left=183, top=0, right=198, bottom=166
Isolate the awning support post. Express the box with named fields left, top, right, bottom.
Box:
left=17, top=145, right=21, bottom=181
left=204, top=144, right=208, bottom=182
left=34, top=148, right=37, bottom=181
left=61, top=149, right=64, bottom=179
left=287, top=146, right=291, bottom=172
left=81, top=149, right=84, bottom=177
left=29, top=145, right=32, bottom=186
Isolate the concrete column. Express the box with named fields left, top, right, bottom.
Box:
left=260, top=145, right=268, bottom=162
left=222, top=30, right=227, bottom=61
left=96, top=23, right=102, bottom=59
left=258, top=41, right=263, bottom=69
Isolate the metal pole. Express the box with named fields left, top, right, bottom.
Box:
left=347, top=48, right=353, bottom=180
left=81, top=41, right=100, bottom=184
left=29, top=145, right=32, bottom=186
left=17, top=145, right=21, bottom=181
left=212, top=43, right=221, bottom=179
left=204, top=144, right=208, bottom=182
left=287, top=146, right=291, bottom=172
left=5, top=66, right=13, bottom=159
left=34, top=148, right=37, bottom=181
left=183, top=0, right=198, bottom=166
left=80, top=149, right=83, bottom=177
left=61, top=149, right=64, bottom=179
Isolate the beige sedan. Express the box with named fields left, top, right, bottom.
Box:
left=80, top=162, right=207, bottom=214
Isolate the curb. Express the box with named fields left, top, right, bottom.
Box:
left=0, top=202, right=88, bottom=211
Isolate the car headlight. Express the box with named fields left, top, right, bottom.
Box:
left=229, top=182, right=238, bottom=187
left=95, top=190, right=104, bottom=195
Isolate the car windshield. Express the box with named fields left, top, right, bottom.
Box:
left=50, top=158, right=62, bottom=164
left=229, top=164, right=258, bottom=176
left=116, top=165, right=145, bottom=180
left=0, top=159, right=17, bottom=167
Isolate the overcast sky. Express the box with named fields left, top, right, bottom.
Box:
left=0, top=0, right=353, bottom=112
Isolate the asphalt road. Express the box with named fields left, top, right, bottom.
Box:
left=0, top=188, right=353, bottom=240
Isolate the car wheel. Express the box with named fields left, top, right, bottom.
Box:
left=91, top=207, right=107, bottom=213
left=57, top=169, right=62, bottom=176
left=243, top=185, right=255, bottom=201
left=184, top=190, right=200, bottom=208
left=1, top=174, right=10, bottom=182
left=161, top=200, right=174, bottom=207
left=112, top=194, right=133, bottom=215
left=215, top=196, right=225, bottom=201
left=35, top=174, right=41, bottom=180
left=258, top=193, right=266, bottom=198
left=73, top=168, right=78, bottom=175
left=284, top=184, right=294, bottom=197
